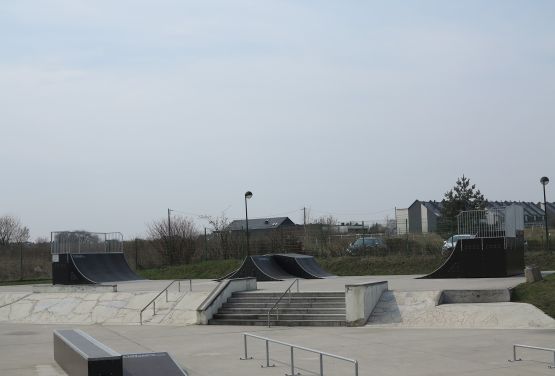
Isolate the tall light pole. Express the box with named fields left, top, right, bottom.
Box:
left=244, top=191, right=253, bottom=256
left=540, top=177, right=550, bottom=252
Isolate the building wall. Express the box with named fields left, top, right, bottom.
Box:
left=395, top=208, right=409, bottom=235
left=408, top=203, right=422, bottom=233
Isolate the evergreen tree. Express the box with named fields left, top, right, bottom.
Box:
left=440, top=175, right=487, bottom=232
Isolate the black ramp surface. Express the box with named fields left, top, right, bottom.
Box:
left=223, top=256, right=296, bottom=281
left=71, top=253, right=144, bottom=283
left=273, top=254, right=335, bottom=279
left=422, top=237, right=523, bottom=279
left=251, top=255, right=297, bottom=280
left=123, top=353, right=188, bottom=376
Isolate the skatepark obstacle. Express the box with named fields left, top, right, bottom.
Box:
left=423, top=207, right=525, bottom=278
left=221, top=253, right=335, bottom=281
left=54, top=329, right=187, bottom=376
left=51, top=231, right=143, bottom=284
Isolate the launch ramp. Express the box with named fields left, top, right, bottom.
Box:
left=423, top=207, right=524, bottom=279
left=221, top=254, right=335, bottom=281
left=51, top=231, right=143, bottom=284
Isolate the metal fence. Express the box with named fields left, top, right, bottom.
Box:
left=50, top=231, right=124, bottom=255
left=457, top=209, right=506, bottom=238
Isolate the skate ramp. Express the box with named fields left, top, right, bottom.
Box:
left=53, top=252, right=143, bottom=284
left=367, top=290, right=555, bottom=329
left=423, top=237, right=524, bottom=279
left=123, top=353, right=187, bottom=376
left=221, top=254, right=335, bottom=281
left=224, top=256, right=297, bottom=281
left=54, top=329, right=188, bottom=376
left=273, top=253, right=336, bottom=279
left=0, top=290, right=207, bottom=325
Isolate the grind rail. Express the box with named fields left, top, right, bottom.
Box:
left=240, top=332, right=358, bottom=376
left=267, top=279, right=299, bottom=327
left=509, top=344, right=555, bottom=368
left=140, top=279, right=192, bottom=325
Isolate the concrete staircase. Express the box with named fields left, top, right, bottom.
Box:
left=209, top=291, right=346, bottom=326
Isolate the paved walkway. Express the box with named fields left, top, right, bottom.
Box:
left=1, top=322, right=554, bottom=376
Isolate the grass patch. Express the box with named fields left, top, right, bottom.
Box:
left=524, top=252, right=555, bottom=270
left=138, top=255, right=447, bottom=280
left=512, top=273, right=555, bottom=319
left=0, top=279, right=51, bottom=286
left=317, top=255, right=444, bottom=276
left=137, top=259, right=242, bottom=280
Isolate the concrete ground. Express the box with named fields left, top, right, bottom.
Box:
left=1, top=275, right=554, bottom=375
left=1, top=322, right=555, bottom=376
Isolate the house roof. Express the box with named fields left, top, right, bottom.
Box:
left=408, top=200, right=549, bottom=219
left=421, top=201, right=443, bottom=217
left=227, top=217, right=295, bottom=231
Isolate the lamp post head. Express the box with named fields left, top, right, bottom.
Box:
left=540, top=177, right=549, bottom=186
left=245, top=191, right=253, bottom=199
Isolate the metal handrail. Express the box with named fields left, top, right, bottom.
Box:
left=509, top=344, right=555, bottom=368
left=240, top=332, right=358, bottom=376
left=139, top=279, right=192, bottom=325
left=267, top=279, right=299, bottom=327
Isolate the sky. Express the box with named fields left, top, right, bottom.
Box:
left=1, top=1, right=554, bottom=240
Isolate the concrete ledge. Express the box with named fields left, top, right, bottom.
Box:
left=439, top=289, right=511, bottom=304
left=196, top=278, right=256, bottom=325
left=345, top=280, right=388, bottom=326
left=33, top=284, right=118, bottom=293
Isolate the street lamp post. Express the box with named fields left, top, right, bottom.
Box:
left=540, top=177, right=550, bottom=252
left=244, top=191, right=253, bottom=256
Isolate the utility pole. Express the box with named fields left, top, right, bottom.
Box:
left=303, top=207, right=307, bottom=250
left=167, top=208, right=172, bottom=238
left=167, top=208, right=172, bottom=259
left=204, top=227, right=208, bottom=261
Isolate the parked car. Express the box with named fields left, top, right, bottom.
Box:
left=346, top=236, right=386, bottom=255
left=441, top=234, right=475, bottom=255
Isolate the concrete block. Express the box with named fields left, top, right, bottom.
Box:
left=345, top=281, right=388, bottom=326
left=524, top=265, right=543, bottom=283
left=439, top=289, right=511, bottom=304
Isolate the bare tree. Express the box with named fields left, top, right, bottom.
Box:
left=200, top=213, right=235, bottom=259
left=0, top=215, right=30, bottom=246
left=147, top=216, right=199, bottom=265
left=35, top=236, right=50, bottom=245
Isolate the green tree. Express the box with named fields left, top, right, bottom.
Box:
left=441, top=175, right=487, bottom=232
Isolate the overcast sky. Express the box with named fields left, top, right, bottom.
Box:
left=1, top=1, right=554, bottom=240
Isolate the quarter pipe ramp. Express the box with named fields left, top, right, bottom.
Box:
left=53, top=252, right=144, bottom=284
left=422, top=237, right=524, bottom=279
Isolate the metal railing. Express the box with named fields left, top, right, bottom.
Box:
left=509, top=344, right=555, bottom=368
left=267, top=279, right=299, bottom=327
left=51, top=231, right=124, bottom=254
left=240, top=332, right=358, bottom=376
left=139, top=279, right=192, bottom=325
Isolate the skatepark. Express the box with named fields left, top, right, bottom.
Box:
left=1, top=273, right=555, bottom=375
left=1, top=223, right=555, bottom=375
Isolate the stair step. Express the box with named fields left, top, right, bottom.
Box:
left=227, top=297, right=345, bottom=303
left=208, top=319, right=346, bottom=327
left=213, top=313, right=345, bottom=320
left=219, top=308, right=345, bottom=314
left=223, top=300, right=345, bottom=308
left=211, top=290, right=346, bottom=327
left=233, top=292, right=345, bottom=298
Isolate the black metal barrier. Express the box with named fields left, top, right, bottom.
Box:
left=53, top=329, right=188, bottom=376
